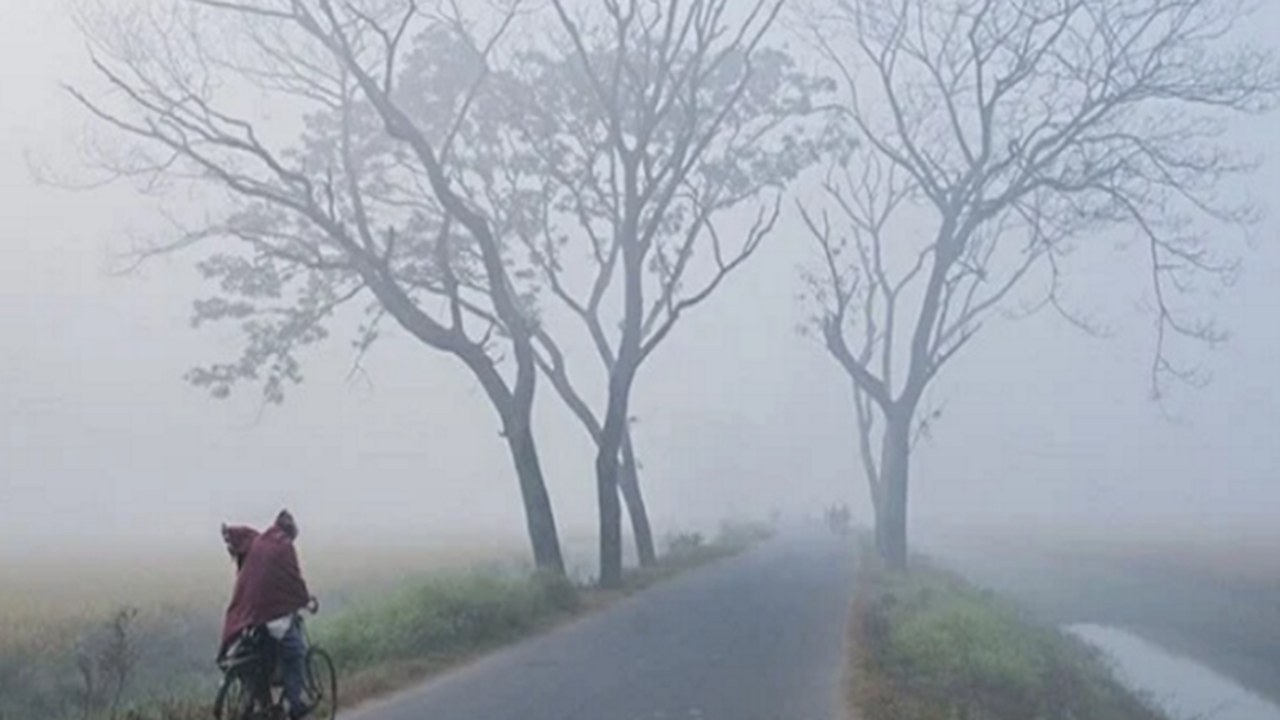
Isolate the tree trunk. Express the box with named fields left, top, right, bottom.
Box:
left=619, top=431, right=657, bottom=567
left=367, top=278, right=566, bottom=577
left=596, top=367, right=635, bottom=588
left=599, top=165, right=645, bottom=590
left=878, top=407, right=912, bottom=571
left=872, top=495, right=888, bottom=558
left=866, top=445, right=887, bottom=557
left=504, top=414, right=565, bottom=574
left=596, top=444, right=624, bottom=588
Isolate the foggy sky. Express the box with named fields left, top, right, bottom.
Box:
left=2, top=0, right=1279, bottom=562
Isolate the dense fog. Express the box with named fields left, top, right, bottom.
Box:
left=2, top=0, right=1277, bottom=566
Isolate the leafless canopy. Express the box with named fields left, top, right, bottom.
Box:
left=796, top=0, right=1276, bottom=560
left=495, top=0, right=833, bottom=586
left=69, top=1, right=551, bottom=405
left=495, top=0, right=832, bottom=436
left=69, top=0, right=829, bottom=578
left=800, top=0, right=1278, bottom=426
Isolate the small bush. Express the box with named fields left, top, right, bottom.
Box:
left=664, top=532, right=705, bottom=557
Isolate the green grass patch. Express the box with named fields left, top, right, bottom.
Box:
left=848, top=549, right=1167, bottom=720
left=315, top=570, right=579, bottom=672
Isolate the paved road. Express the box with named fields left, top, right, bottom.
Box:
left=350, top=532, right=856, bottom=720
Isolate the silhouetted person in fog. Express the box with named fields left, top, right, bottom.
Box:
left=220, top=510, right=315, bottom=719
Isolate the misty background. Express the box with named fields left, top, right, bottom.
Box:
left=2, top=0, right=1278, bottom=565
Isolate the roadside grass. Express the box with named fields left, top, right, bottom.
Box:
left=847, top=544, right=1168, bottom=720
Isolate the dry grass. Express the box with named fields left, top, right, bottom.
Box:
left=931, top=522, right=1280, bottom=588
left=1, top=539, right=522, bottom=615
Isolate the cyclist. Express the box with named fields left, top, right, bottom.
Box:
left=220, top=510, right=316, bottom=720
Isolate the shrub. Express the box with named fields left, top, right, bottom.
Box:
left=664, top=532, right=705, bottom=558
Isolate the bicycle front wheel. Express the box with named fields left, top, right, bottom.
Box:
left=213, top=672, right=254, bottom=720
left=305, top=647, right=338, bottom=720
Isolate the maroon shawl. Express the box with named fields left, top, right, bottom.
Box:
left=219, top=523, right=310, bottom=655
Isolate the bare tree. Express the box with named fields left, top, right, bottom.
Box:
left=443, top=0, right=830, bottom=575
left=500, top=0, right=831, bottom=587
left=799, top=0, right=1278, bottom=569
left=71, top=1, right=567, bottom=573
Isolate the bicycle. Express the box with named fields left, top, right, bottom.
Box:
left=214, top=601, right=337, bottom=720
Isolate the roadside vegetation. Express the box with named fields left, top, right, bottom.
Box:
left=846, top=543, right=1167, bottom=720
left=1, top=521, right=772, bottom=720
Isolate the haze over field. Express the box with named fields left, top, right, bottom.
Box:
left=1, top=0, right=1278, bottom=570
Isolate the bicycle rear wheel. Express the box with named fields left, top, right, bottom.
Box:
left=214, top=672, right=254, bottom=720
left=305, top=647, right=338, bottom=720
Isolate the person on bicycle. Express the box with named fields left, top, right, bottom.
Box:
left=220, top=510, right=316, bottom=720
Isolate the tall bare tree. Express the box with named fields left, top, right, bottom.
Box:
left=799, top=0, right=1278, bottom=569
left=446, top=0, right=829, bottom=575
left=71, top=1, right=567, bottom=573
left=502, top=0, right=831, bottom=586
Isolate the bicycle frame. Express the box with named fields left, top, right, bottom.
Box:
left=217, top=611, right=333, bottom=720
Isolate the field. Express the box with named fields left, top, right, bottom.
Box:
left=924, top=525, right=1280, bottom=706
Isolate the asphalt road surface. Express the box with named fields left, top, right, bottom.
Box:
left=350, top=531, right=856, bottom=720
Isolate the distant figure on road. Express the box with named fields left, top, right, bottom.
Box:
left=220, top=510, right=315, bottom=720
left=825, top=504, right=852, bottom=536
